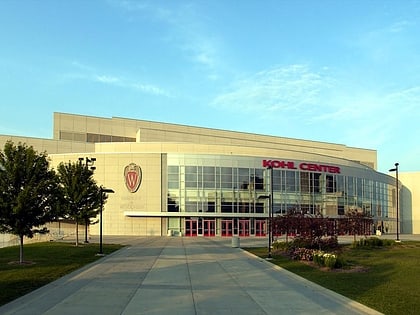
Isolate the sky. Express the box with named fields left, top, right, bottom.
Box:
left=0, top=0, right=419, bottom=173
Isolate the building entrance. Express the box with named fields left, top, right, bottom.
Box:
left=221, top=220, right=233, bottom=236
left=255, top=219, right=266, bottom=236
left=185, top=219, right=198, bottom=236
left=203, top=219, right=216, bottom=236
left=239, top=219, right=250, bottom=236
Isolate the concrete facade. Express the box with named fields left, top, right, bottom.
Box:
left=0, top=112, right=418, bottom=240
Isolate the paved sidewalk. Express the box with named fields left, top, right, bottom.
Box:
left=0, top=237, right=382, bottom=315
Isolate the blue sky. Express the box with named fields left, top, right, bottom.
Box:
left=1, top=0, right=419, bottom=173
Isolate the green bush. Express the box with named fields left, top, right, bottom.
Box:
left=353, top=237, right=395, bottom=248
left=287, top=236, right=339, bottom=251
left=313, top=250, right=344, bottom=269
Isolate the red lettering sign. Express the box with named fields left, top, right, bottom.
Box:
left=262, top=160, right=297, bottom=170
left=262, top=160, right=340, bottom=174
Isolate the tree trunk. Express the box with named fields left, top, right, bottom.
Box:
left=75, top=221, right=79, bottom=247
left=19, top=235, right=24, bottom=264
left=84, top=219, right=89, bottom=243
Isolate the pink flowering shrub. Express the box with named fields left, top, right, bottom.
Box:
left=289, top=247, right=315, bottom=261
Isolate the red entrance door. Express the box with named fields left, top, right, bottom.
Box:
left=239, top=219, right=250, bottom=236
left=185, top=219, right=198, bottom=236
left=203, top=220, right=216, bottom=236
left=255, top=220, right=266, bottom=237
left=221, top=220, right=233, bottom=236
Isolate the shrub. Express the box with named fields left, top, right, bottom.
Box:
left=313, top=250, right=344, bottom=269
left=291, top=236, right=313, bottom=249
left=273, top=239, right=287, bottom=250
left=289, top=236, right=339, bottom=251
left=289, top=247, right=315, bottom=261
left=315, top=236, right=339, bottom=251
left=353, top=237, right=395, bottom=248
left=323, top=253, right=337, bottom=269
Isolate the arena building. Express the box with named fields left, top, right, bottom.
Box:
left=1, top=112, right=418, bottom=241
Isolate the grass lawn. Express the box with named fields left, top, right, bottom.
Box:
left=246, top=241, right=420, bottom=315
left=0, top=242, right=124, bottom=306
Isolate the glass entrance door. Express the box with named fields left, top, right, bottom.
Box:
left=239, top=219, right=250, bottom=236
left=203, top=219, right=216, bottom=236
left=255, top=219, right=266, bottom=236
left=185, top=219, right=198, bottom=237
left=221, top=220, right=233, bottom=236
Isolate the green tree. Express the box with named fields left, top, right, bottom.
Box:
left=57, top=161, right=103, bottom=246
left=0, top=141, right=62, bottom=263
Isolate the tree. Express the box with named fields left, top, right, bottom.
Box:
left=0, top=141, right=62, bottom=263
left=273, top=207, right=336, bottom=249
left=341, top=209, right=374, bottom=242
left=57, top=161, right=103, bottom=246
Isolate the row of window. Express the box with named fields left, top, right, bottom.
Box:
left=167, top=165, right=394, bottom=218
left=168, top=166, right=391, bottom=199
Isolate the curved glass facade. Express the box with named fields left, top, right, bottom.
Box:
left=167, top=154, right=398, bottom=237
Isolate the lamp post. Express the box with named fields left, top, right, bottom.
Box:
left=389, top=163, right=399, bottom=242
left=268, top=166, right=273, bottom=258
left=98, top=186, right=114, bottom=256
left=79, top=157, right=96, bottom=171
left=258, top=166, right=274, bottom=259
left=79, top=156, right=96, bottom=243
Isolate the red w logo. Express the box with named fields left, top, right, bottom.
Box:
left=124, top=163, right=142, bottom=193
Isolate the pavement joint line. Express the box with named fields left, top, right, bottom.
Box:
left=183, top=237, right=199, bottom=315
left=120, top=237, right=170, bottom=314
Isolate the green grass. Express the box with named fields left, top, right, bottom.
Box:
left=0, top=242, right=124, bottom=306
left=246, top=242, right=420, bottom=315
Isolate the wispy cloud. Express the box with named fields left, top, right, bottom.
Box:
left=94, top=75, right=120, bottom=84
left=110, top=0, right=223, bottom=79
left=93, top=74, right=171, bottom=97
left=312, top=85, right=420, bottom=148
left=64, top=61, right=171, bottom=97
left=211, top=64, right=331, bottom=114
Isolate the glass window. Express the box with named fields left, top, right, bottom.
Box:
left=336, top=175, right=344, bottom=195
left=185, top=166, right=198, bottom=188
left=168, top=166, right=179, bottom=174
left=185, top=201, right=198, bottom=212
left=347, top=176, right=354, bottom=197
left=326, top=175, right=336, bottom=193
left=312, top=173, right=321, bottom=193
left=238, top=168, right=249, bottom=190
left=300, top=172, right=310, bottom=192
left=285, top=171, right=297, bottom=192
left=167, top=195, right=179, bottom=212
left=203, top=166, right=215, bottom=188
left=221, top=167, right=233, bottom=189
left=252, top=168, right=264, bottom=190
left=221, top=202, right=233, bottom=213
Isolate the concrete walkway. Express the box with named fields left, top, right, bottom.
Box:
left=0, top=237, right=382, bottom=315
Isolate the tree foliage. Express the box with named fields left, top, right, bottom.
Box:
left=273, top=206, right=374, bottom=246
left=57, top=161, right=103, bottom=246
left=339, top=209, right=373, bottom=242
left=0, top=141, right=62, bottom=263
left=273, top=208, right=332, bottom=248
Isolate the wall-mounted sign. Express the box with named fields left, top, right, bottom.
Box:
left=124, top=163, right=142, bottom=193
left=262, top=159, right=341, bottom=174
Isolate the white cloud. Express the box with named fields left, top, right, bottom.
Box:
left=111, top=0, right=222, bottom=78
left=211, top=64, right=331, bottom=114
left=64, top=62, right=171, bottom=97
left=389, top=20, right=412, bottom=33
left=131, top=83, right=170, bottom=96
left=94, top=75, right=121, bottom=84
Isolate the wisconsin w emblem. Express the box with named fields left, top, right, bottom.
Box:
left=124, top=163, right=142, bottom=193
